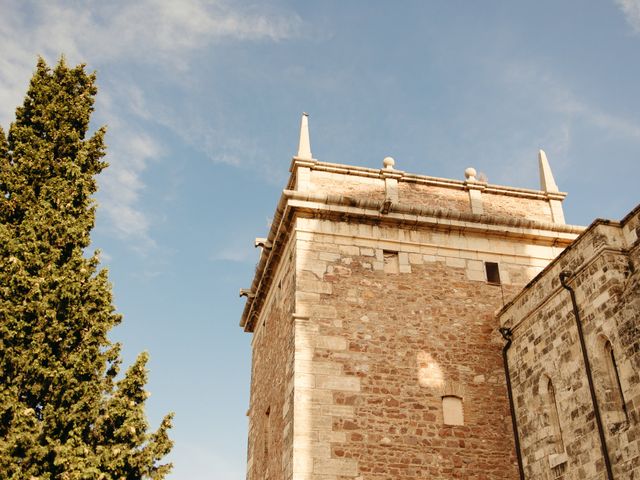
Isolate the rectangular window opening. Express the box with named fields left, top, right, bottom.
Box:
left=485, top=262, right=501, bottom=285
left=264, top=406, right=271, bottom=458
left=383, top=250, right=399, bottom=274
left=442, top=395, right=464, bottom=426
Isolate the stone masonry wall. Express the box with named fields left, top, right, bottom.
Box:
left=499, top=208, right=640, bottom=480
left=398, top=182, right=470, bottom=212
left=244, top=160, right=580, bottom=479
left=247, top=234, right=297, bottom=480
left=481, top=191, right=552, bottom=223
left=308, top=170, right=386, bottom=202
left=291, top=216, right=567, bottom=479
left=305, top=167, right=557, bottom=223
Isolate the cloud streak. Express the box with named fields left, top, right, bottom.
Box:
left=1, top=0, right=302, bottom=84
left=504, top=62, right=640, bottom=142
left=615, top=0, right=640, bottom=33
left=0, top=0, right=302, bottom=251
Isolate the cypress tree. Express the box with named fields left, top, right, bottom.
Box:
left=0, top=58, right=173, bottom=479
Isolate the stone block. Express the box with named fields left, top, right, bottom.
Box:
left=296, top=360, right=343, bottom=375
left=313, top=458, right=358, bottom=476
left=292, top=450, right=314, bottom=474
left=298, top=279, right=333, bottom=295
left=296, top=292, right=320, bottom=304
left=318, top=252, right=341, bottom=262
left=310, top=305, right=338, bottom=319
left=446, top=256, right=466, bottom=268
left=408, top=253, right=424, bottom=264
left=548, top=452, right=568, bottom=468
left=314, top=335, right=347, bottom=350
left=310, top=389, right=334, bottom=405
left=317, top=431, right=347, bottom=443
left=302, top=260, right=328, bottom=279
left=315, top=375, right=360, bottom=391
left=467, top=259, right=484, bottom=271
left=309, top=414, right=333, bottom=430
left=419, top=245, right=437, bottom=255
left=320, top=404, right=355, bottom=417
left=295, top=372, right=315, bottom=388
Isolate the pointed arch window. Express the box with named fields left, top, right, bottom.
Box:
left=602, top=338, right=628, bottom=426
left=541, top=376, right=564, bottom=454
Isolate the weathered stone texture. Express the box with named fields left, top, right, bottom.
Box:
left=305, top=168, right=557, bottom=224
left=481, top=191, right=553, bottom=224
left=308, top=170, right=386, bottom=202
left=243, top=158, right=583, bottom=480
left=499, top=205, right=640, bottom=479
left=397, top=182, right=470, bottom=212
left=292, top=218, right=560, bottom=479
left=246, top=235, right=297, bottom=480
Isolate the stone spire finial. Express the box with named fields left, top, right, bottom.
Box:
left=296, top=112, right=312, bottom=160
left=538, top=149, right=559, bottom=193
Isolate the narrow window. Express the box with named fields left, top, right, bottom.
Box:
left=442, top=395, right=464, bottom=426
left=604, top=340, right=628, bottom=423
left=264, top=406, right=271, bottom=458
left=383, top=250, right=399, bottom=274
left=485, top=262, right=501, bottom=284
left=546, top=378, right=564, bottom=454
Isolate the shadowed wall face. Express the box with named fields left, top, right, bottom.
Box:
left=499, top=208, right=640, bottom=479
left=245, top=236, right=297, bottom=480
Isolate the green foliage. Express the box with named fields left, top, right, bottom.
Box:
left=0, top=58, right=173, bottom=479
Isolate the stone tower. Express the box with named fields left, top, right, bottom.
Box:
left=239, top=114, right=583, bottom=479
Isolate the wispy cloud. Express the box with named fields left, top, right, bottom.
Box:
left=0, top=0, right=303, bottom=90
left=615, top=0, right=640, bottom=33
left=484, top=60, right=640, bottom=188
left=555, top=96, right=640, bottom=139
left=504, top=61, right=640, bottom=141
left=0, top=0, right=302, bottom=251
left=99, top=132, right=161, bottom=249
left=209, top=244, right=256, bottom=263
left=91, top=86, right=160, bottom=250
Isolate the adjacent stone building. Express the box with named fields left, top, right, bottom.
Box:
left=498, top=205, right=640, bottom=479
left=238, top=114, right=638, bottom=479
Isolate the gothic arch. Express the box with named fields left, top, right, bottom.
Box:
left=538, top=374, right=565, bottom=455
left=594, top=333, right=628, bottom=427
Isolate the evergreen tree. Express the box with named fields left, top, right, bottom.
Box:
left=0, top=58, right=173, bottom=479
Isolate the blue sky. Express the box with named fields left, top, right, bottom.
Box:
left=1, top=1, right=639, bottom=478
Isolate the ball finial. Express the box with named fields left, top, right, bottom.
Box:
left=464, top=167, right=477, bottom=181
left=383, top=156, right=395, bottom=169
